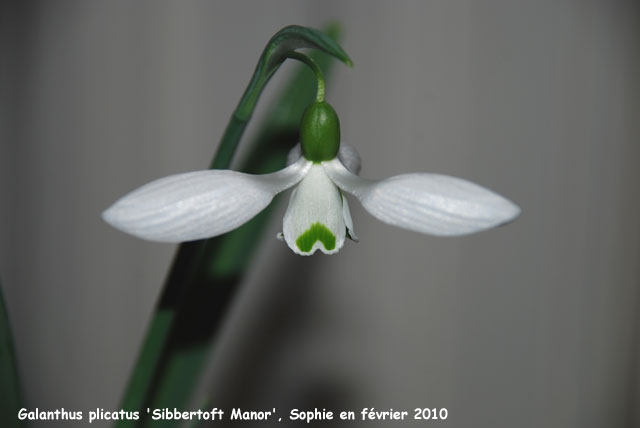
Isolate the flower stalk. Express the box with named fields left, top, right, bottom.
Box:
left=285, top=51, right=326, bottom=102
left=114, top=24, right=349, bottom=428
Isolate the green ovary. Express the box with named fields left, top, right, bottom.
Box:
left=296, top=222, right=336, bottom=252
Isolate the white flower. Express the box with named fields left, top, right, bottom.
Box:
left=102, top=143, right=520, bottom=256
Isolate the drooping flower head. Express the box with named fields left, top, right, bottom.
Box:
left=103, top=51, right=519, bottom=255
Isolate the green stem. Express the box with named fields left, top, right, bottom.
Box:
left=0, top=280, right=23, bottom=428
left=210, top=116, right=247, bottom=170
left=115, top=24, right=349, bottom=428
left=285, top=52, right=326, bottom=102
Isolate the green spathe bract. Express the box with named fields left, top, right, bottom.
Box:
left=296, top=222, right=337, bottom=252
left=300, top=101, right=340, bottom=162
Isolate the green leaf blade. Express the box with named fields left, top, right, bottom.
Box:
left=0, top=280, right=23, bottom=428
left=115, top=24, right=345, bottom=428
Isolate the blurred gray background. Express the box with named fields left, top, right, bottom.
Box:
left=1, top=1, right=639, bottom=427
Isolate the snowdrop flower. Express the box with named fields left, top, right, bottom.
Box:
left=103, top=100, right=520, bottom=255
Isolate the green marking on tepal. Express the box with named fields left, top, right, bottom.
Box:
left=296, top=223, right=336, bottom=252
